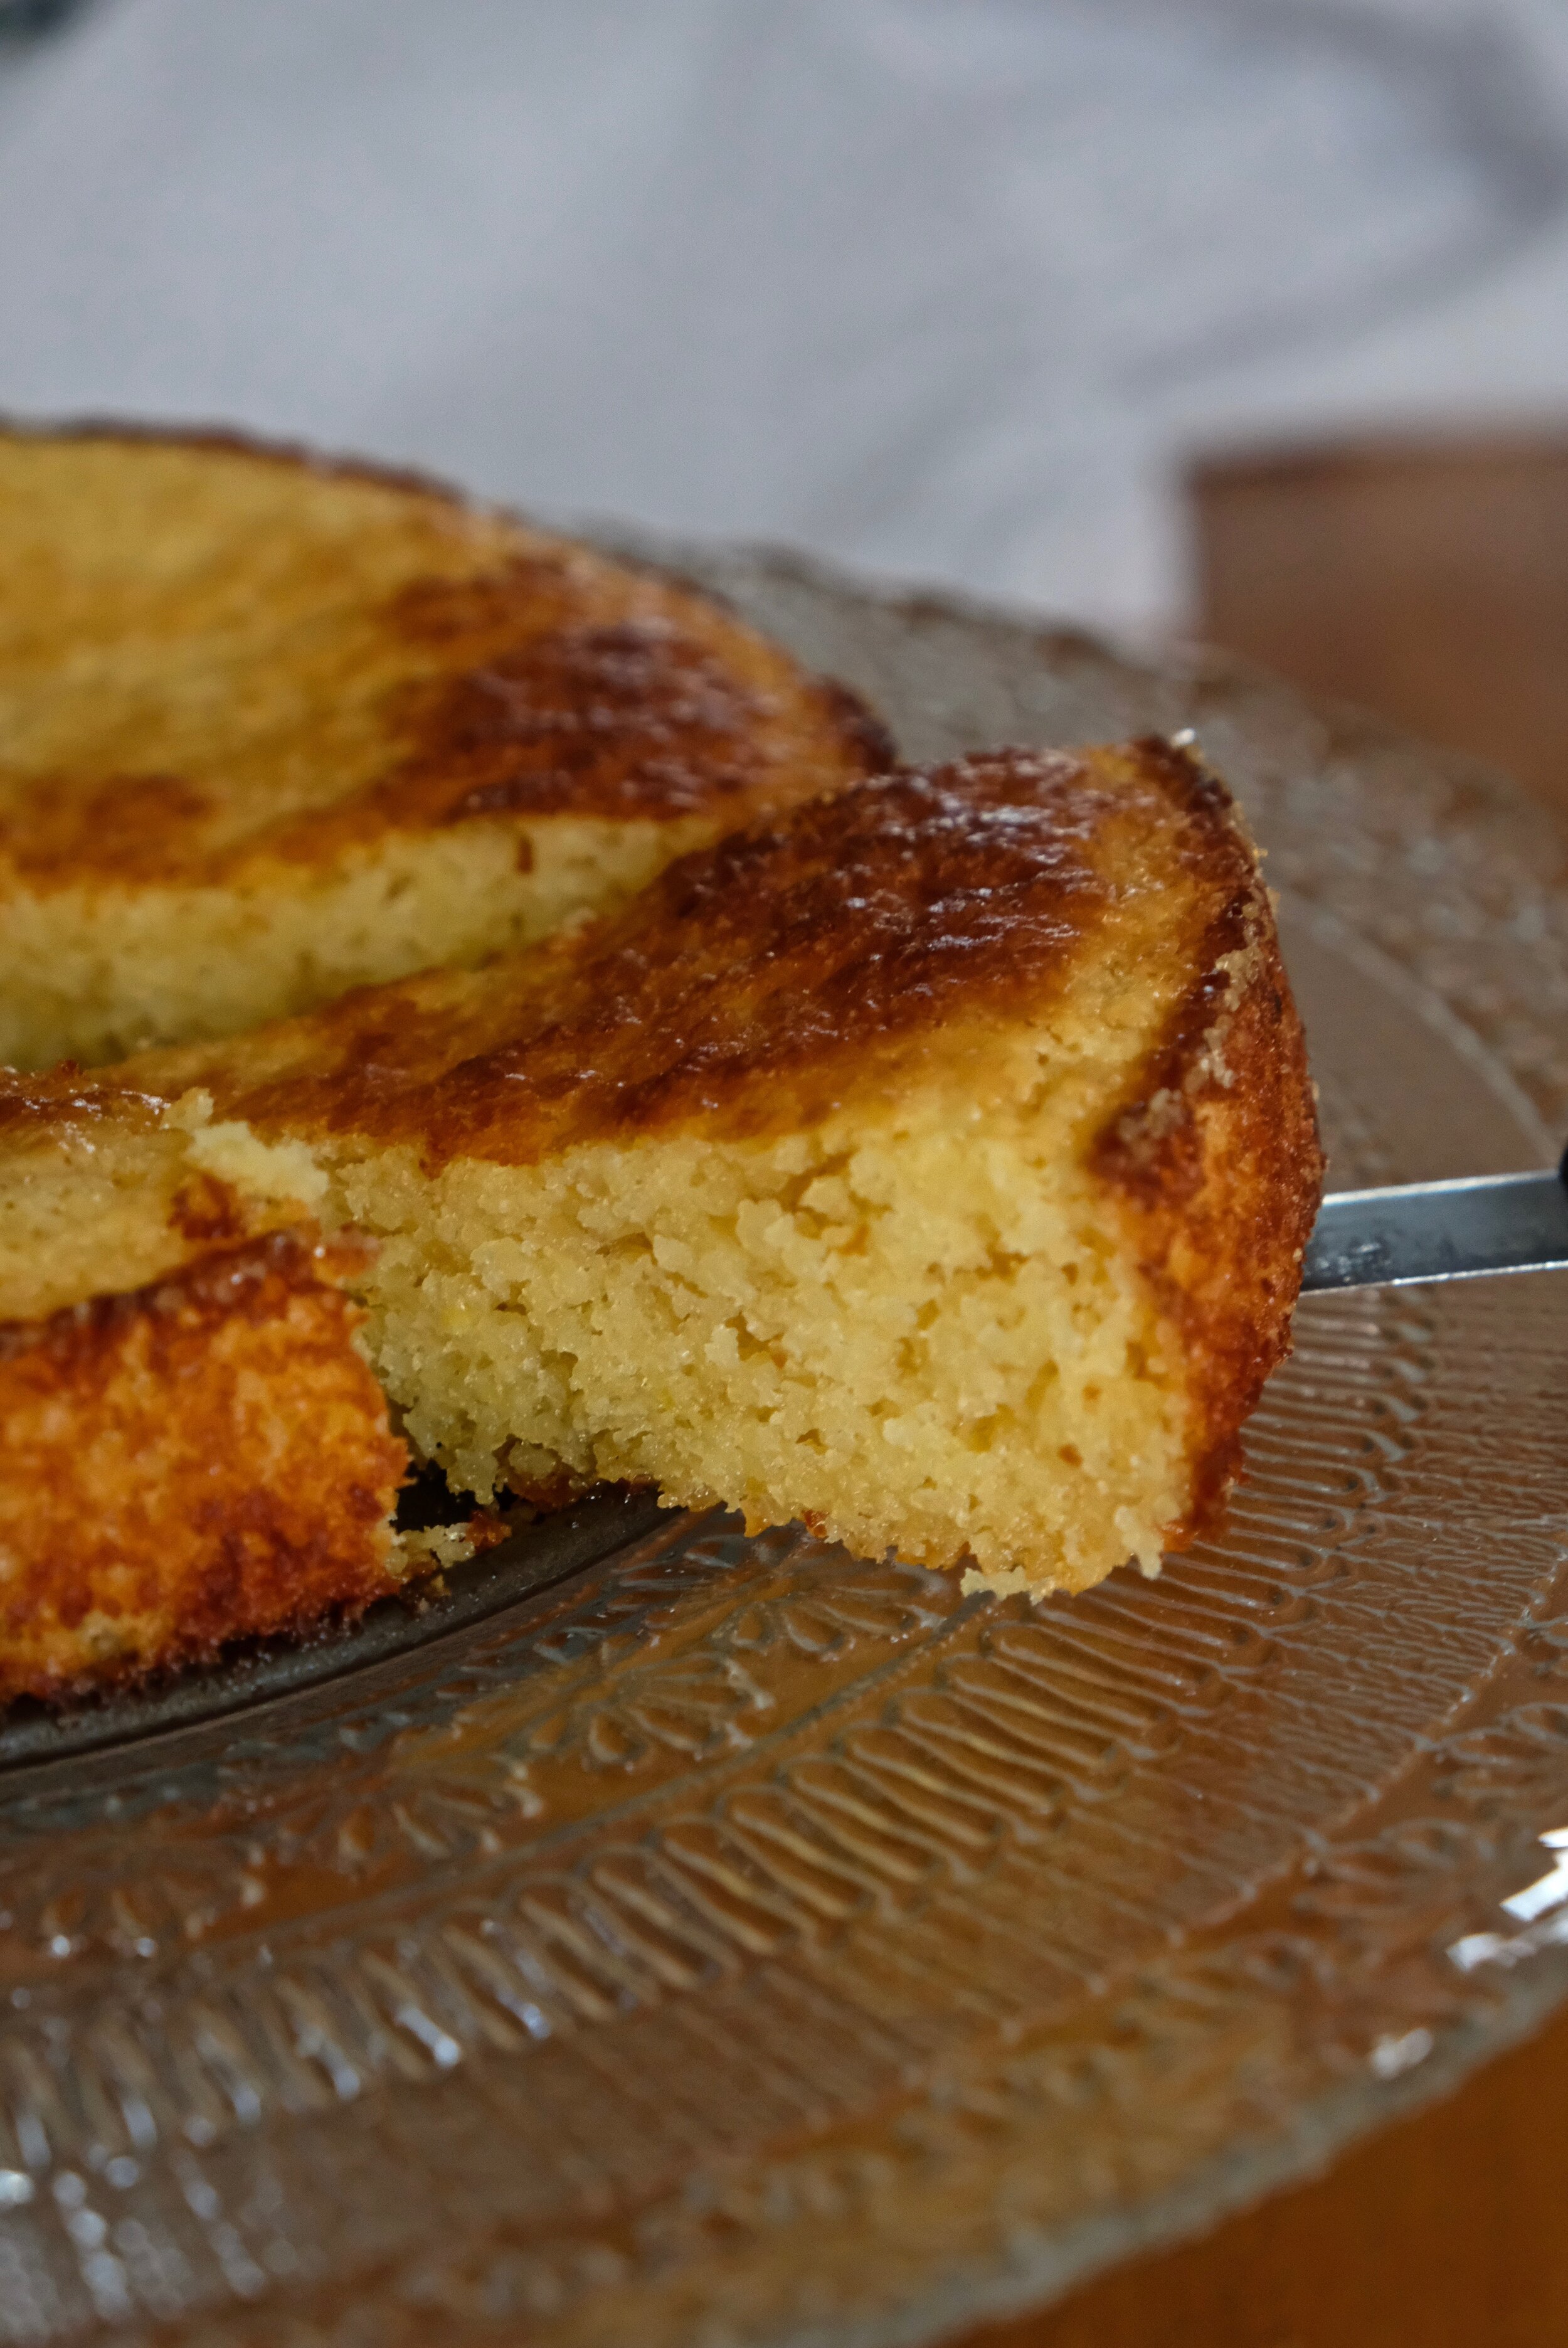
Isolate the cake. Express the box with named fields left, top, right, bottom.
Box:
left=0, top=423, right=887, bottom=1070
left=0, top=740, right=1323, bottom=1703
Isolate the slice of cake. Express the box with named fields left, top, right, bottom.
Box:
left=0, top=740, right=1322, bottom=1701
left=0, top=423, right=886, bottom=1069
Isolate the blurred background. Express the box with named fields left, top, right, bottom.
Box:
left=4, top=0, right=1568, bottom=766
left=4, top=3, right=1568, bottom=2340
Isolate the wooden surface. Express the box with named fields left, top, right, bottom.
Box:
left=1190, top=431, right=1568, bottom=815
left=963, top=1999, right=1568, bottom=2348
left=951, top=432, right=1568, bottom=2348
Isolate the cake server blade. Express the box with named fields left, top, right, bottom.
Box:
left=1301, top=1159, right=1568, bottom=1293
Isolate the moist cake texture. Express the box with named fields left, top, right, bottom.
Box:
left=0, top=423, right=887, bottom=1068
left=0, top=739, right=1322, bottom=1697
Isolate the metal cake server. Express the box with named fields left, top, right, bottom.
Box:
left=1302, top=1152, right=1568, bottom=1292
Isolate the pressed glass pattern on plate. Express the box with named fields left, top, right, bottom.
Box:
left=0, top=548, right=1565, bottom=2348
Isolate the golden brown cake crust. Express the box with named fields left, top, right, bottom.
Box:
left=1090, top=740, right=1323, bottom=1539
left=0, top=418, right=890, bottom=889
left=0, top=1068, right=164, bottom=1144
left=146, top=740, right=1308, bottom=1180
left=0, top=1226, right=407, bottom=1704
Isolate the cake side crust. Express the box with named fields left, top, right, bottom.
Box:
left=0, top=1226, right=408, bottom=1703
left=1090, top=743, right=1324, bottom=1543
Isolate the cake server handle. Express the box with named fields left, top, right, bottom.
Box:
left=1301, top=1150, right=1568, bottom=1293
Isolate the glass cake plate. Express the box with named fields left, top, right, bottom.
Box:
left=3, top=548, right=1568, bottom=2348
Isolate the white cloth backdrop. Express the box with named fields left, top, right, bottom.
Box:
left=3, top=0, right=1568, bottom=630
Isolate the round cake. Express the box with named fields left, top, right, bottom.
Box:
left=0, top=425, right=888, bottom=1068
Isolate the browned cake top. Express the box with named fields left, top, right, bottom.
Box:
left=114, top=739, right=1274, bottom=1167
left=0, top=425, right=886, bottom=890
